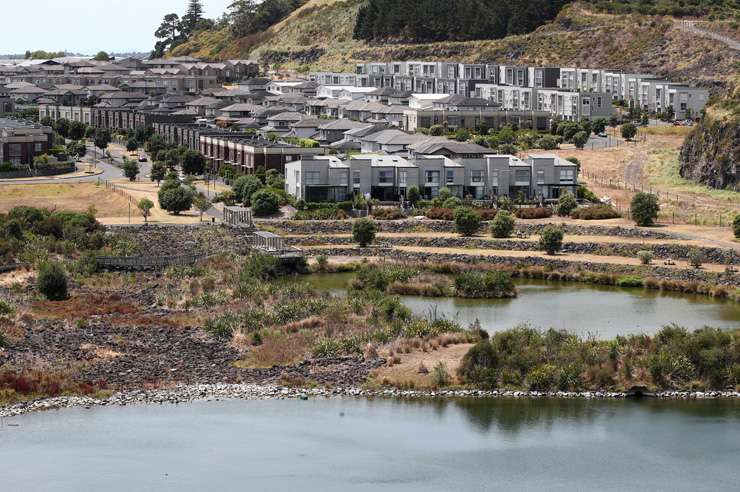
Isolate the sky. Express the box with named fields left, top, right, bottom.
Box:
left=1, top=0, right=233, bottom=55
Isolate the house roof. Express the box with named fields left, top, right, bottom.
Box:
left=408, top=137, right=490, bottom=155
left=267, top=111, right=305, bottom=122
left=318, top=119, right=373, bottom=131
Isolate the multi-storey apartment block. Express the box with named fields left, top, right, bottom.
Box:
left=286, top=152, right=578, bottom=203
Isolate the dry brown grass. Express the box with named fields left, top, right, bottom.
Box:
left=0, top=183, right=130, bottom=218
left=373, top=342, right=473, bottom=389
left=237, top=331, right=313, bottom=368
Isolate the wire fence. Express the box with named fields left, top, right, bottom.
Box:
left=580, top=170, right=736, bottom=227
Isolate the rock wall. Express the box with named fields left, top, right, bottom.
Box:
left=680, top=116, right=739, bottom=190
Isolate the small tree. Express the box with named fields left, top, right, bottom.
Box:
left=193, top=193, right=211, bottom=222
left=557, top=191, right=577, bottom=217
left=407, top=186, right=420, bottom=206
left=621, top=123, right=638, bottom=141
left=181, top=150, right=206, bottom=176
left=94, top=129, right=111, bottom=159
left=630, top=192, right=660, bottom=226
left=126, top=138, right=139, bottom=153
left=137, top=198, right=154, bottom=224
left=637, top=250, right=653, bottom=265
left=454, top=207, right=481, bottom=237
left=539, top=226, right=564, bottom=255
left=37, top=261, right=68, bottom=301
left=233, top=175, right=263, bottom=205
left=158, top=182, right=193, bottom=215
left=490, top=210, right=515, bottom=238
left=251, top=188, right=280, bottom=217
left=122, top=158, right=139, bottom=181
left=688, top=250, right=703, bottom=269
left=733, top=214, right=740, bottom=239
left=592, top=118, right=607, bottom=135
left=572, top=131, right=588, bottom=149
left=429, top=124, right=445, bottom=136
left=150, top=161, right=166, bottom=186
left=68, top=121, right=86, bottom=141
left=352, top=217, right=377, bottom=247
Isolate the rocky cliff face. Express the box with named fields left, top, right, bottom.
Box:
left=680, top=116, right=739, bottom=190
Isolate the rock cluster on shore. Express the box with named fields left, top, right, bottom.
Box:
left=2, top=384, right=738, bottom=418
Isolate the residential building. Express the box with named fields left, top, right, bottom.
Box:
left=0, top=118, right=53, bottom=165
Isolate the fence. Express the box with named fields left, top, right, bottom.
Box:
left=580, top=170, right=735, bottom=227
left=95, top=253, right=207, bottom=271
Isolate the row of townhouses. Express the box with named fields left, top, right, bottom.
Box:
left=285, top=153, right=578, bottom=203
left=312, top=62, right=709, bottom=120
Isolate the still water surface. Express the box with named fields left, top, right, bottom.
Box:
left=303, top=273, right=740, bottom=338
left=1, top=398, right=739, bottom=491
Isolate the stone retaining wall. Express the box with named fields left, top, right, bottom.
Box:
left=257, top=219, right=677, bottom=239
left=305, top=247, right=737, bottom=287
left=289, top=235, right=737, bottom=265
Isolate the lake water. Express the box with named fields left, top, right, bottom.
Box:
left=301, top=273, right=740, bottom=339
left=1, top=398, right=739, bottom=491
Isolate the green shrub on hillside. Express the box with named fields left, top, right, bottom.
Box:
left=37, top=261, right=68, bottom=300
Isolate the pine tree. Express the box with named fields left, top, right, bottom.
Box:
left=182, top=0, right=204, bottom=36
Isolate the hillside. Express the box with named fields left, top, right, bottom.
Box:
left=170, top=1, right=739, bottom=88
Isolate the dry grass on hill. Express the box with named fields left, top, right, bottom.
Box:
left=0, top=183, right=130, bottom=218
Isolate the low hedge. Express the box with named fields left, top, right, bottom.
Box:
left=426, top=208, right=454, bottom=220
left=372, top=208, right=405, bottom=220
left=571, top=205, right=621, bottom=220
left=515, top=207, right=553, bottom=219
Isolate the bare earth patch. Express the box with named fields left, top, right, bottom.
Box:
left=372, top=343, right=473, bottom=388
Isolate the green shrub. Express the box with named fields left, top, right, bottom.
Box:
left=352, top=218, right=377, bottom=247
left=490, top=210, right=515, bottom=238
left=0, top=298, right=14, bottom=315
left=37, top=261, right=68, bottom=300
left=733, top=215, right=740, bottom=239
left=431, top=362, right=451, bottom=388
left=630, top=192, right=660, bottom=226
left=453, top=207, right=481, bottom=236
left=442, top=196, right=462, bottom=209
left=407, top=186, right=420, bottom=205
left=458, top=341, right=498, bottom=388
left=688, top=250, right=703, bottom=269
left=527, top=364, right=558, bottom=391
left=621, top=123, right=638, bottom=140
left=539, top=226, right=564, bottom=255
left=454, top=271, right=515, bottom=298
left=637, top=250, right=653, bottom=265
left=251, top=189, right=280, bottom=217
left=616, top=276, right=644, bottom=288
left=556, top=191, right=577, bottom=217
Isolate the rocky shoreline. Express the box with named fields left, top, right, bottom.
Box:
left=2, top=383, right=738, bottom=418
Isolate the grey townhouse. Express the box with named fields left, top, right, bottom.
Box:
left=285, top=152, right=578, bottom=203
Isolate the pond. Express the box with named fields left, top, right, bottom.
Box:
left=300, top=273, right=740, bottom=339
left=1, top=398, right=739, bottom=492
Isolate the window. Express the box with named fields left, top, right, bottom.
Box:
left=377, top=170, right=392, bottom=184
left=559, top=169, right=575, bottom=182
left=353, top=170, right=361, bottom=186
left=537, top=169, right=545, bottom=185
left=446, top=169, right=454, bottom=184
left=306, top=171, right=321, bottom=185
left=491, top=170, right=499, bottom=187
left=338, top=172, right=348, bottom=186
left=471, top=170, right=483, bottom=183
left=426, top=171, right=440, bottom=185
left=399, top=170, right=408, bottom=186
left=515, top=169, right=530, bottom=184
left=34, top=143, right=43, bottom=152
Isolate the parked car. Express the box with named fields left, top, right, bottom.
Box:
left=138, top=154, right=148, bottom=162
